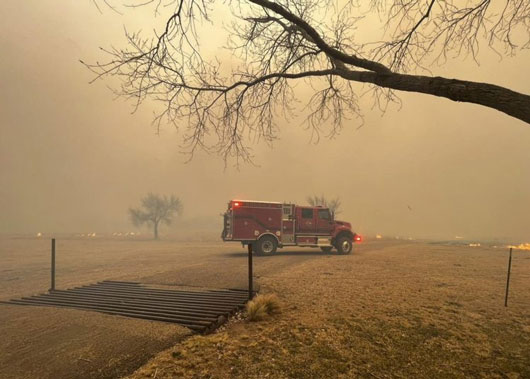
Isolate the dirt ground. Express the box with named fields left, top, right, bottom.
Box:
left=0, top=234, right=342, bottom=378
left=1, top=235, right=529, bottom=378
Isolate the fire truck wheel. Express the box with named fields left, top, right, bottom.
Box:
left=256, top=235, right=278, bottom=255
left=336, top=236, right=353, bottom=254
left=320, top=246, right=333, bottom=253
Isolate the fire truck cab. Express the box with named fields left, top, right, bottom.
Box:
left=221, top=200, right=361, bottom=255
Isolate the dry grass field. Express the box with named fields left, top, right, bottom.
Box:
left=1, top=235, right=529, bottom=378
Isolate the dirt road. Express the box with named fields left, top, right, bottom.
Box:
left=0, top=236, right=350, bottom=299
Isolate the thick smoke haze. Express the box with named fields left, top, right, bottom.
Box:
left=1, top=1, right=529, bottom=242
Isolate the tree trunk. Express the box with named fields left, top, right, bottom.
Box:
left=153, top=221, right=159, bottom=240
left=338, top=70, right=530, bottom=124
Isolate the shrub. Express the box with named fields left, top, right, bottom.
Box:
left=246, top=294, right=280, bottom=321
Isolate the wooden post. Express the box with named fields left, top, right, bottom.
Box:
left=50, top=238, right=56, bottom=292
left=504, top=247, right=513, bottom=307
left=248, top=243, right=253, bottom=301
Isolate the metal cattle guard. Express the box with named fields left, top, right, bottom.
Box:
left=2, top=281, right=249, bottom=333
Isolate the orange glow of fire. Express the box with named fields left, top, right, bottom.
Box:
left=508, top=243, right=530, bottom=251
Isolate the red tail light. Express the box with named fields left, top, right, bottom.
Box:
left=354, top=235, right=362, bottom=242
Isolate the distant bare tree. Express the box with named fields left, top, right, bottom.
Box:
left=307, top=195, right=341, bottom=216
left=129, top=193, right=183, bottom=239
left=86, top=0, right=530, bottom=162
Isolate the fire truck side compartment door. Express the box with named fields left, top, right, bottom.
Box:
left=281, top=204, right=295, bottom=244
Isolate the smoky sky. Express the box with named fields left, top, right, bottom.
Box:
left=1, top=1, right=529, bottom=242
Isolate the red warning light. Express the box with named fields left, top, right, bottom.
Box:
left=354, top=235, right=362, bottom=242
left=234, top=202, right=240, bottom=207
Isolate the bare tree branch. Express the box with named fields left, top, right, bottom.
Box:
left=87, top=0, right=530, bottom=163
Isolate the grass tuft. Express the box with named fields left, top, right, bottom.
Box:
left=246, top=294, right=281, bottom=321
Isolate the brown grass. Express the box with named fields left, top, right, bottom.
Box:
left=127, top=240, right=530, bottom=379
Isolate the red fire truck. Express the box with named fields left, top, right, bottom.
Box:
left=221, top=200, right=361, bottom=255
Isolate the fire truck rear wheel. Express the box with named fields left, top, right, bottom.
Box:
left=256, top=235, right=277, bottom=255
left=335, top=236, right=353, bottom=255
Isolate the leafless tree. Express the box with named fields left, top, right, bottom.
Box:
left=129, top=193, right=183, bottom=239
left=85, top=0, right=530, bottom=162
left=307, top=195, right=341, bottom=215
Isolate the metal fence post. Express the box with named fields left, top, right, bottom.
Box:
left=248, top=243, right=253, bottom=300
left=50, top=238, right=56, bottom=292
left=504, top=247, right=513, bottom=307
